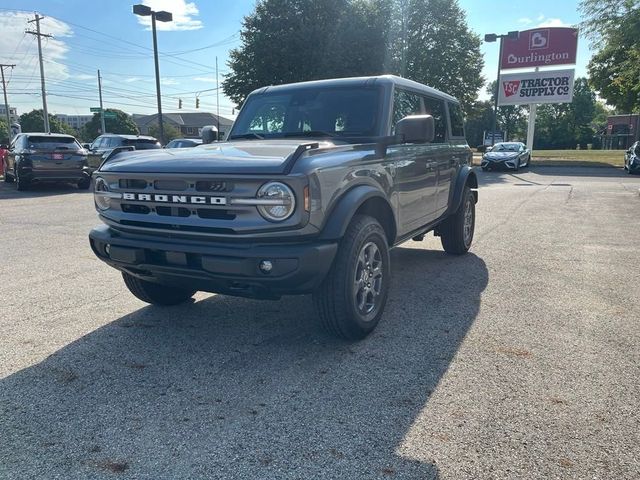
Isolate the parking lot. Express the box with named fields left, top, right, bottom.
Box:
left=1, top=166, right=639, bottom=479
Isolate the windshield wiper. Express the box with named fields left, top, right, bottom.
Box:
left=282, top=130, right=336, bottom=138
left=228, top=133, right=264, bottom=140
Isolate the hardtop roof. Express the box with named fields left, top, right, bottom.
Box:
left=253, top=75, right=459, bottom=103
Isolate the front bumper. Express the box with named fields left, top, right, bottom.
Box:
left=89, top=224, right=338, bottom=299
left=481, top=157, right=519, bottom=170
left=628, top=158, right=640, bottom=173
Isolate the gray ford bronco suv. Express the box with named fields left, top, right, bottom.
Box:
left=89, top=75, right=478, bottom=339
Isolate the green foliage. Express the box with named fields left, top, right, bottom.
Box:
left=223, top=0, right=484, bottom=111
left=485, top=81, right=527, bottom=142
left=534, top=78, right=599, bottom=149
left=464, top=100, right=493, bottom=147
left=148, top=123, right=180, bottom=143
left=80, top=109, right=139, bottom=142
left=0, top=118, right=8, bottom=144
left=580, top=0, right=640, bottom=111
left=18, top=110, right=77, bottom=136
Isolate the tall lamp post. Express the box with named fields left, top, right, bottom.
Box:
left=484, top=30, right=519, bottom=146
left=133, top=4, right=172, bottom=145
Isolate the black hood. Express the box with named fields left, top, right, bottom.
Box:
left=99, top=139, right=335, bottom=175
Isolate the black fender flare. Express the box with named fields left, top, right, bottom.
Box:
left=318, top=185, right=393, bottom=241
left=450, top=166, right=478, bottom=214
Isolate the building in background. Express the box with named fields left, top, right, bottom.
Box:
left=0, top=105, right=19, bottom=124
left=601, top=114, right=640, bottom=150
left=54, top=114, right=94, bottom=131
left=133, top=112, right=234, bottom=140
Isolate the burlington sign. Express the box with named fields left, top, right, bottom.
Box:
left=500, top=27, right=578, bottom=70
left=498, top=69, right=575, bottom=106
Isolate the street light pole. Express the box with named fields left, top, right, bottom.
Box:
left=133, top=4, right=172, bottom=145
left=484, top=31, right=519, bottom=146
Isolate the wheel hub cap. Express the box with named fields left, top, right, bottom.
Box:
left=354, top=242, right=383, bottom=316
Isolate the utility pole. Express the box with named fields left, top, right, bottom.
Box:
left=0, top=64, right=15, bottom=141
left=216, top=56, right=220, bottom=136
left=26, top=14, right=52, bottom=133
left=97, top=69, right=106, bottom=134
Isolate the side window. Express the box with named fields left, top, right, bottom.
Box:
left=92, top=137, right=103, bottom=150
left=447, top=102, right=465, bottom=138
left=392, top=88, right=423, bottom=133
left=422, top=96, right=447, bottom=143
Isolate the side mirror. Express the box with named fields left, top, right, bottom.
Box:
left=82, top=143, right=91, bottom=150
left=396, top=115, right=435, bottom=144
left=201, top=125, right=218, bottom=144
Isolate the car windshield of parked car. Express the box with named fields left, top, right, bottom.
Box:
left=493, top=143, right=520, bottom=152
left=27, top=136, right=81, bottom=151
left=123, top=138, right=161, bottom=150
left=229, top=87, right=381, bottom=140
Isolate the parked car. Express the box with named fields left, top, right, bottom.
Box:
left=624, top=141, right=640, bottom=174
left=86, top=134, right=160, bottom=170
left=3, top=133, right=90, bottom=191
left=89, top=75, right=478, bottom=340
left=481, top=142, right=530, bottom=171
left=165, top=138, right=202, bottom=149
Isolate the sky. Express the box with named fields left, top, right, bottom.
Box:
left=0, top=0, right=592, bottom=120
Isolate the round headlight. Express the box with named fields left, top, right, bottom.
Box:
left=256, top=182, right=295, bottom=222
left=94, top=177, right=111, bottom=211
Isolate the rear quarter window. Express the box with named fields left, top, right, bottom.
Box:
left=125, top=139, right=161, bottom=150
left=448, top=102, right=465, bottom=137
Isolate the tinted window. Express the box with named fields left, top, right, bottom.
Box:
left=448, top=102, right=465, bottom=137
left=422, top=96, right=446, bottom=143
left=123, top=139, right=161, bottom=150
left=392, top=89, right=423, bottom=133
left=231, top=87, right=381, bottom=139
left=26, top=136, right=81, bottom=150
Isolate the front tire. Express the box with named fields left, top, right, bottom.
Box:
left=122, top=272, right=196, bottom=305
left=439, top=185, right=475, bottom=255
left=313, top=215, right=390, bottom=340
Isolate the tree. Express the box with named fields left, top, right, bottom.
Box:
left=486, top=81, right=527, bottom=142
left=80, top=109, right=138, bottom=141
left=580, top=0, right=640, bottom=112
left=148, top=123, right=180, bottom=143
left=0, top=118, right=9, bottom=144
left=223, top=0, right=484, bottom=110
left=464, top=100, right=494, bottom=147
left=388, top=0, right=484, bottom=111
left=18, top=110, right=77, bottom=135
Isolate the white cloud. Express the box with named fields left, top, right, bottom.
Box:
left=193, top=76, right=216, bottom=83
left=161, top=78, right=179, bottom=85
left=75, top=74, right=94, bottom=81
left=136, top=0, right=203, bottom=31
left=517, top=17, right=533, bottom=25
left=0, top=11, right=73, bottom=94
left=536, top=18, right=571, bottom=28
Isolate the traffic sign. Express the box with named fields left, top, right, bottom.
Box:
left=90, top=107, right=102, bottom=112
left=103, top=112, right=116, bottom=119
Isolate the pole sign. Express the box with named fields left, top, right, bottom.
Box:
left=500, top=27, right=578, bottom=70
left=90, top=107, right=102, bottom=112
left=498, top=69, right=575, bottom=106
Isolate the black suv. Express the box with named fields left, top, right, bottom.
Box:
left=89, top=75, right=478, bottom=339
left=4, top=133, right=90, bottom=190
left=89, top=134, right=160, bottom=155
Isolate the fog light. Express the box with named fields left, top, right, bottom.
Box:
left=259, top=260, right=273, bottom=274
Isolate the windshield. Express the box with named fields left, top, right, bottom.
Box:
left=124, top=139, right=161, bottom=150
left=229, top=86, right=382, bottom=140
left=27, top=136, right=82, bottom=151
left=493, top=143, right=521, bottom=152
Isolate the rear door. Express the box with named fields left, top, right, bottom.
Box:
left=434, top=101, right=466, bottom=214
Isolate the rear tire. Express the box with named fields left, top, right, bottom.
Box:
left=15, top=171, right=29, bottom=191
left=78, top=177, right=91, bottom=190
left=313, top=215, right=390, bottom=340
left=439, top=185, right=475, bottom=255
left=122, top=272, right=196, bottom=306
left=3, top=170, right=13, bottom=183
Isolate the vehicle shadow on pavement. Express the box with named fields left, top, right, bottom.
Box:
left=0, top=249, right=488, bottom=479
left=0, top=180, right=92, bottom=199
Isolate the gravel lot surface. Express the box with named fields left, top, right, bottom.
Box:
left=1, top=167, right=639, bottom=479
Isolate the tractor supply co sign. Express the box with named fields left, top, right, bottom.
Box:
left=500, top=27, right=578, bottom=70
left=498, top=69, right=575, bottom=106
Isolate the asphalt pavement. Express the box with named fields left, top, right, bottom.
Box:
left=1, top=166, right=639, bottom=479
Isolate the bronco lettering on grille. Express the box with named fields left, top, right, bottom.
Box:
left=122, top=192, right=226, bottom=205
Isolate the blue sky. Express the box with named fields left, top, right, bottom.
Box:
left=0, top=0, right=591, bottom=118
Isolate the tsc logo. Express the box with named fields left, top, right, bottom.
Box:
left=529, top=30, right=549, bottom=50
left=502, top=80, right=520, bottom=97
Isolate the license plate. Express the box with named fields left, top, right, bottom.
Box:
left=52, top=153, right=64, bottom=160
